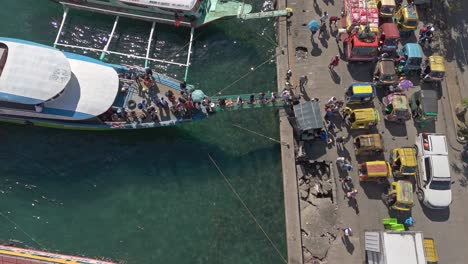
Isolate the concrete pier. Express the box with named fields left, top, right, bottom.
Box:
left=275, top=0, right=303, bottom=263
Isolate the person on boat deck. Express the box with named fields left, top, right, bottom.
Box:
left=160, top=97, right=168, bottom=108
left=186, top=99, right=194, bottom=109
left=259, top=92, right=266, bottom=102
left=271, top=92, right=277, bottom=102
left=249, top=95, right=255, bottom=104
left=218, top=98, right=226, bottom=106
left=35, top=103, right=44, bottom=113
left=145, top=68, right=153, bottom=76
left=178, top=97, right=186, bottom=105
left=168, top=95, right=177, bottom=106
left=180, top=81, right=187, bottom=91
left=202, top=97, right=210, bottom=106
left=237, top=96, right=243, bottom=105
left=181, top=91, right=189, bottom=100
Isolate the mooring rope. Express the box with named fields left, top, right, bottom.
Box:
left=232, top=124, right=289, bottom=147
left=207, top=154, right=287, bottom=264
left=0, top=212, right=44, bottom=248
left=213, top=51, right=282, bottom=96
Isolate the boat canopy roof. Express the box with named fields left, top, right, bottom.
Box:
left=118, top=0, right=198, bottom=11
left=0, top=38, right=71, bottom=105
left=43, top=55, right=119, bottom=120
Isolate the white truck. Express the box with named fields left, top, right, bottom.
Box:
left=365, top=230, right=438, bottom=264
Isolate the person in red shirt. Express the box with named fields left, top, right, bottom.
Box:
left=329, top=16, right=340, bottom=28
left=328, top=55, right=340, bottom=71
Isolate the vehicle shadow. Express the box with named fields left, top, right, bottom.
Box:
left=346, top=63, right=374, bottom=82
left=304, top=140, right=327, bottom=159
left=359, top=181, right=388, bottom=200
left=414, top=121, right=436, bottom=134
left=399, top=32, right=418, bottom=46
left=383, top=120, right=408, bottom=137
left=421, top=205, right=450, bottom=222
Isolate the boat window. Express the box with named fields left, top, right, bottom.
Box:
left=122, top=2, right=150, bottom=8
left=0, top=42, right=8, bottom=78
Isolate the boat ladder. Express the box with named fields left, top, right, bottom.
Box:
left=53, top=7, right=195, bottom=81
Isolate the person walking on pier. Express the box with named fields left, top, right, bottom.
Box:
left=328, top=55, right=340, bottom=71
left=320, top=11, right=329, bottom=24
left=308, top=19, right=320, bottom=41
left=299, top=75, right=308, bottom=92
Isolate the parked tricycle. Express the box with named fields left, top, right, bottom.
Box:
left=354, top=134, right=384, bottom=156
left=358, top=160, right=392, bottom=182
left=394, top=4, right=418, bottom=37
left=379, top=23, right=400, bottom=53
left=344, top=83, right=376, bottom=105
left=421, top=55, right=445, bottom=82
left=397, top=43, right=423, bottom=75
left=383, top=180, right=414, bottom=211
left=390, top=147, right=417, bottom=178
left=382, top=92, right=411, bottom=123
left=409, top=89, right=438, bottom=127
left=343, top=107, right=380, bottom=130
left=373, top=58, right=398, bottom=88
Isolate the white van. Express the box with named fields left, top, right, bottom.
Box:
left=414, top=133, right=452, bottom=209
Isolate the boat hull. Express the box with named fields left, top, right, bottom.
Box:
left=0, top=115, right=207, bottom=130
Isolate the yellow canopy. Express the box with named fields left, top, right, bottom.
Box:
left=428, top=56, right=445, bottom=72
left=381, top=0, right=395, bottom=6
left=365, top=161, right=391, bottom=177
left=395, top=147, right=417, bottom=167
left=393, top=180, right=413, bottom=204
left=354, top=108, right=380, bottom=123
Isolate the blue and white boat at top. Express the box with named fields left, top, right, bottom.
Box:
left=0, top=37, right=285, bottom=130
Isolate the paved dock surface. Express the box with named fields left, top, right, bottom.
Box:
left=276, top=0, right=468, bottom=263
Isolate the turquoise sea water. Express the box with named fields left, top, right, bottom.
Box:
left=0, top=1, right=285, bottom=263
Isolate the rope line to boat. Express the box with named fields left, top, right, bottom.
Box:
left=164, top=32, right=206, bottom=63
left=232, top=124, right=289, bottom=147
left=213, top=51, right=282, bottom=96
left=207, top=154, right=287, bottom=264
left=0, top=212, right=44, bottom=248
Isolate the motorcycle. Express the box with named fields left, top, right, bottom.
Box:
left=418, top=24, right=434, bottom=50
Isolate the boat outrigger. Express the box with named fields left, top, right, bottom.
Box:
left=50, top=0, right=292, bottom=81
left=51, top=0, right=291, bottom=28
left=0, top=37, right=287, bottom=130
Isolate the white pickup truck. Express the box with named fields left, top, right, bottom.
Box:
left=414, top=133, right=452, bottom=209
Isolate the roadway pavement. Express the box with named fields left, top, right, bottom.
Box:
left=279, top=0, right=468, bottom=263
